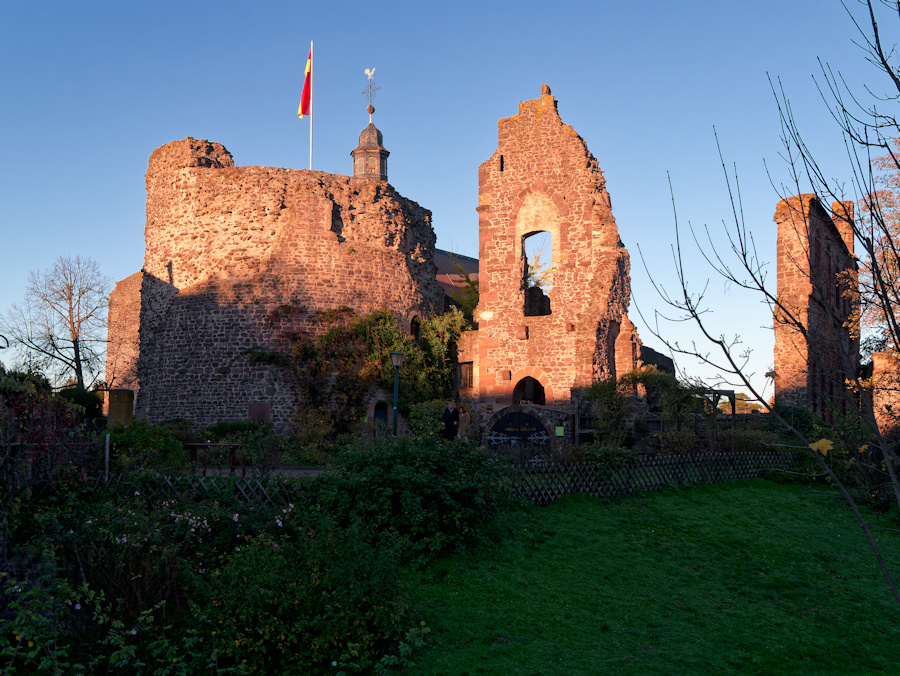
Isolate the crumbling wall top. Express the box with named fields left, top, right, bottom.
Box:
left=147, top=137, right=234, bottom=186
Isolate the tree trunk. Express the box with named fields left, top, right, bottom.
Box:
left=72, top=337, right=84, bottom=389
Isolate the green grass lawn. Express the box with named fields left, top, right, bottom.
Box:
left=402, top=480, right=900, bottom=675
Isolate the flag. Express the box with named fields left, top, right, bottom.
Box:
left=298, top=48, right=312, bottom=118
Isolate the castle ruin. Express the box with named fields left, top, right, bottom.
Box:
left=773, top=195, right=858, bottom=420
left=458, top=85, right=643, bottom=438
left=106, top=133, right=443, bottom=430
left=107, top=85, right=650, bottom=440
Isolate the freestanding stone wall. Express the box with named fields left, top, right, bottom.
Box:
left=107, top=138, right=443, bottom=430
left=105, top=271, right=144, bottom=397
left=458, top=86, right=641, bottom=427
left=773, top=195, right=858, bottom=420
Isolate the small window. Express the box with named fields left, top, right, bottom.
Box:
left=461, top=362, right=474, bottom=389
left=500, top=155, right=505, bottom=172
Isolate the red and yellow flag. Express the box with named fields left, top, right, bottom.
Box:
left=298, top=48, right=312, bottom=118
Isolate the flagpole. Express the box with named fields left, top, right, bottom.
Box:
left=309, top=40, right=313, bottom=170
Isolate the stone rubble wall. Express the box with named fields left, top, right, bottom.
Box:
left=107, top=138, right=443, bottom=431
left=773, top=195, right=858, bottom=420
left=459, top=88, right=641, bottom=427
left=105, top=272, right=144, bottom=398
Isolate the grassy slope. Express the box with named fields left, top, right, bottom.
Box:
left=403, top=480, right=900, bottom=675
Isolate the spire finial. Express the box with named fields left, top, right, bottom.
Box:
left=363, top=68, right=380, bottom=123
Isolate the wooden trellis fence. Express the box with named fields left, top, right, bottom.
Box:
left=84, top=449, right=801, bottom=509
left=500, top=449, right=804, bottom=506
left=91, top=473, right=314, bottom=507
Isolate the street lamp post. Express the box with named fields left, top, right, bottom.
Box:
left=390, top=351, right=404, bottom=437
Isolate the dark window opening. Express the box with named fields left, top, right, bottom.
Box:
left=608, top=321, right=621, bottom=381
left=523, top=231, right=553, bottom=316
left=411, top=316, right=422, bottom=347
left=513, top=376, right=545, bottom=405
left=500, top=155, right=504, bottom=172
left=374, top=401, right=389, bottom=425
left=461, top=362, right=474, bottom=389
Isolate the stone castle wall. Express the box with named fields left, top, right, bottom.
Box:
left=107, top=138, right=443, bottom=430
left=105, top=272, right=143, bottom=396
left=459, top=87, right=641, bottom=425
left=773, top=195, right=858, bottom=420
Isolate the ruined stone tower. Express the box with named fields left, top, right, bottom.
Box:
left=773, top=195, right=858, bottom=420
left=106, top=136, right=442, bottom=430
left=458, top=85, right=641, bottom=428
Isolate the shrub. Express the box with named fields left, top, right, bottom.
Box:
left=408, top=399, right=447, bottom=439
left=310, top=436, right=503, bottom=563
left=192, top=517, right=414, bottom=675
left=2, top=449, right=429, bottom=674
left=108, top=419, right=187, bottom=472
left=585, top=378, right=632, bottom=447
left=289, top=406, right=335, bottom=464
left=771, top=403, right=824, bottom=439
left=572, top=443, right=636, bottom=481
left=1, top=366, right=100, bottom=563
left=57, top=386, right=104, bottom=421
left=707, top=427, right=784, bottom=454
left=197, top=419, right=297, bottom=476
left=197, top=419, right=261, bottom=441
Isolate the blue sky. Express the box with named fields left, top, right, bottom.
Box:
left=0, top=0, right=883, bottom=396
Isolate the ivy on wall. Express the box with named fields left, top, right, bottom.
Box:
left=247, top=308, right=469, bottom=433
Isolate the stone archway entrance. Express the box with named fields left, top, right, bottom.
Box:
left=486, top=408, right=551, bottom=450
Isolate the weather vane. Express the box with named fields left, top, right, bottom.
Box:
left=362, top=68, right=380, bottom=122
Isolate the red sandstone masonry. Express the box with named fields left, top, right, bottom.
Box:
left=104, top=272, right=144, bottom=410
left=459, top=87, right=641, bottom=426
left=107, top=138, right=443, bottom=430
left=773, top=195, right=858, bottom=420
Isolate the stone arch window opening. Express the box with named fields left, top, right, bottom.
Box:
left=523, top=231, right=553, bottom=290
left=513, top=376, right=546, bottom=406
left=410, top=316, right=422, bottom=347
left=523, top=230, right=553, bottom=317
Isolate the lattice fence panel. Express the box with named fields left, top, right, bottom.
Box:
left=88, top=449, right=801, bottom=509
left=502, top=449, right=803, bottom=506
left=95, top=474, right=313, bottom=506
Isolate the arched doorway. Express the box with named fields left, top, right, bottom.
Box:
left=484, top=405, right=553, bottom=454
left=374, top=401, right=389, bottom=427
left=513, top=376, right=545, bottom=405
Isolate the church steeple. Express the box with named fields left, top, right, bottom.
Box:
left=351, top=69, right=389, bottom=181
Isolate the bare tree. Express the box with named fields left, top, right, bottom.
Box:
left=637, top=0, right=900, bottom=606
left=0, top=255, right=110, bottom=389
